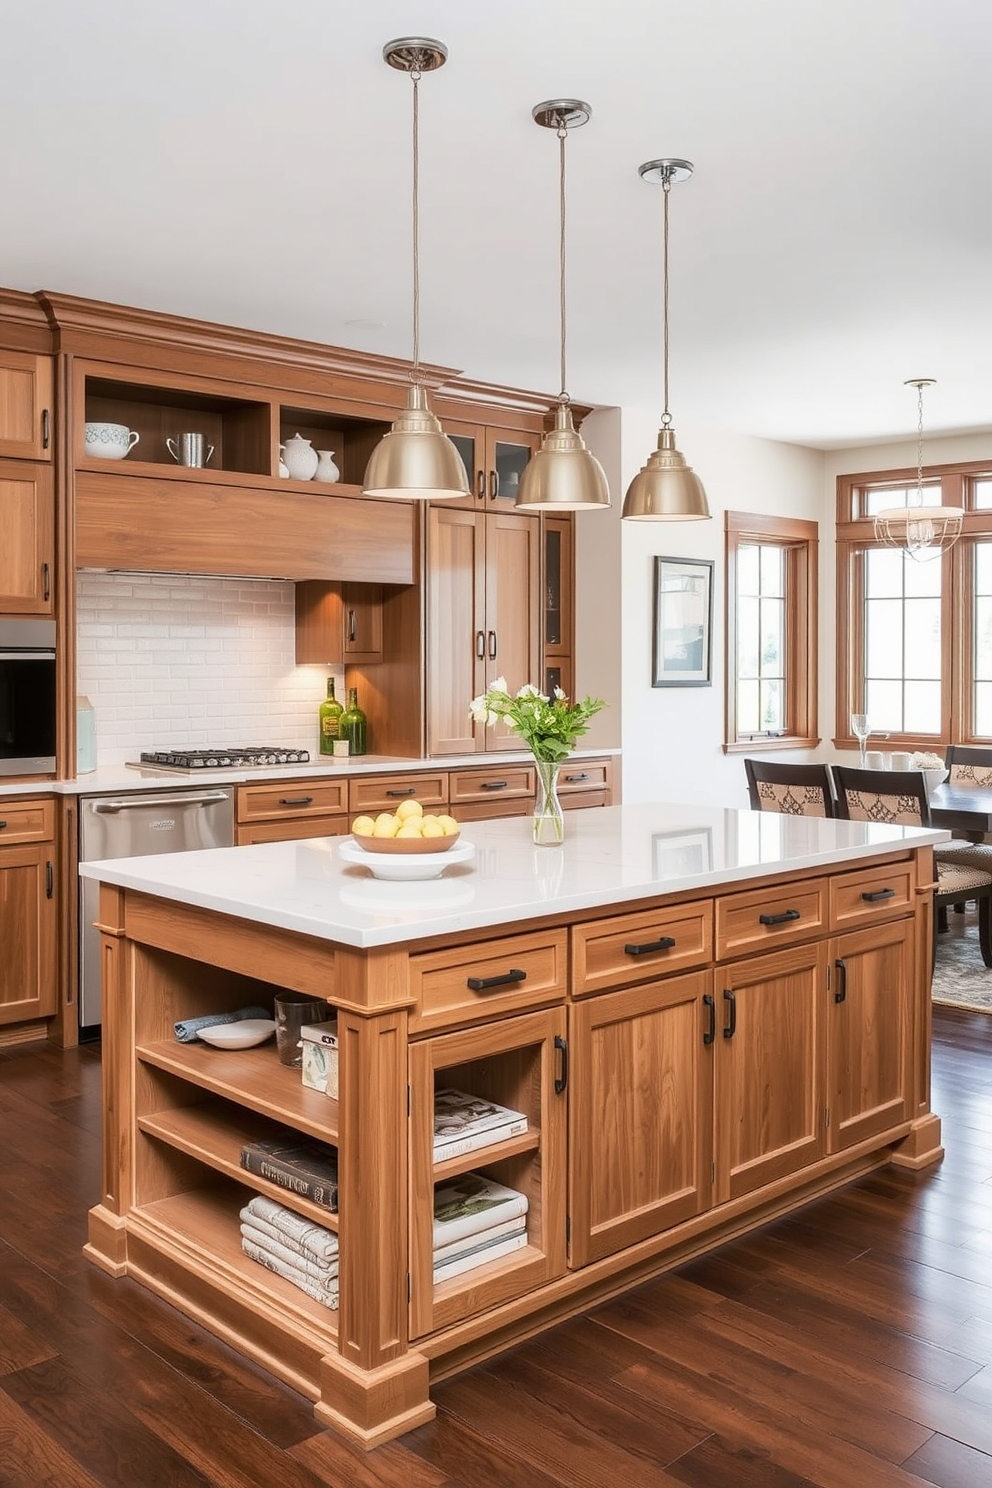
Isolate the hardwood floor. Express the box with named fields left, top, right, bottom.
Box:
left=2, top=1008, right=992, bottom=1487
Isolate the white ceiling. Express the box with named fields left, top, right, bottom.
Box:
left=4, top=0, right=991, bottom=449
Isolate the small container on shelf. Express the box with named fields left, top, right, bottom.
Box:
left=301, top=1020, right=339, bottom=1097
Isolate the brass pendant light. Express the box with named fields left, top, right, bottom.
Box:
left=363, top=38, right=470, bottom=501
left=622, top=159, right=710, bottom=521
left=515, top=100, right=610, bottom=512
left=873, top=379, right=962, bottom=560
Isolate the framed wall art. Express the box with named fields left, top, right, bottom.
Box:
left=652, top=555, right=714, bottom=687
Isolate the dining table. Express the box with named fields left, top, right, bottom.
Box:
left=929, top=781, right=992, bottom=836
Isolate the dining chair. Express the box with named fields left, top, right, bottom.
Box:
left=744, top=760, right=836, bottom=817
left=940, top=744, right=992, bottom=859
left=830, top=765, right=992, bottom=968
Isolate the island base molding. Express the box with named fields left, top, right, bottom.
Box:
left=889, top=1112, right=945, bottom=1170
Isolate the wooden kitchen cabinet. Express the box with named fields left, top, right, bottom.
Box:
left=235, top=778, right=348, bottom=845
left=542, top=515, right=574, bottom=699
left=0, top=798, right=57, bottom=1026
left=0, top=460, right=54, bottom=614
left=295, top=581, right=383, bottom=665
left=827, top=918, right=914, bottom=1152
left=427, top=506, right=541, bottom=754
left=0, top=351, right=52, bottom=460
left=444, top=422, right=541, bottom=510
left=408, top=1004, right=568, bottom=1339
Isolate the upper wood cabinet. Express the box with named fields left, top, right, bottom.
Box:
left=296, top=581, right=383, bottom=665
left=543, top=515, right=574, bottom=699
left=0, top=460, right=54, bottom=614
left=443, top=423, right=542, bottom=510
left=427, top=507, right=541, bottom=754
left=0, top=352, right=52, bottom=461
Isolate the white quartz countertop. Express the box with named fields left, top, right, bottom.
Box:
left=78, top=802, right=947, bottom=950
left=3, top=747, right=618, bottom=799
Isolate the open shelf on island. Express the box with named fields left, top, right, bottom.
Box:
left=136, top=1038, right=339, bottom=1145
left=134, top=1183, right=339, bottom=1338
left=138, top=1098, right=339, bottom=1232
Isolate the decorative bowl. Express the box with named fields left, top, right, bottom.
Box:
left=338, top=836, right=475, bottom=882
left=196, top=1018, right=276, bottom=1049
left=84, top=420, right=140, bottom=460
left=350, top=830, right=460, bottom=855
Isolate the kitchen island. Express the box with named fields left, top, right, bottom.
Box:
left=80, top=802, right=946, bottom=1449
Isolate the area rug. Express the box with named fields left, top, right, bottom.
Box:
left=933, top=906, right=992, bottom=1012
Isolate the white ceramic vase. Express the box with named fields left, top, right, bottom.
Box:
left=281, top=433, right=318, bottom=481
left=314, top=450, right=340, bottom=483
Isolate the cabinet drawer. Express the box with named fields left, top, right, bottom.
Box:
left=572, top=900, right=713, bottom=997
left=0, top=797, right=55, bottom=843
left=557, top=760, right=611, bottom=796
left=449, top=765, right=535, bottom=805
left=716, top=879, right=826, bottom=960
left=408, top=928, right=567, bottom=1035
left=830, top=858, right=914, bottom=931
left=236, top=815, right=347, bottom=845
left=349, top=773, right=448, bottom=814
left=237, top=779, right=348, bottom=823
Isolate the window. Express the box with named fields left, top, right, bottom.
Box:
left=725, top=512, right=819, bottom=751
left=836, top=460, right=992, bottom=747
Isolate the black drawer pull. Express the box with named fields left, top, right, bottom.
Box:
left=42, top=408, right=50, bottom=448
left=347, top=608, right=357, bottom=643
left=624, top=936, right=677, bottom=957
left=386, top=787, right=417, bottom=797
left=703, top=993, right=716, bottom=1046
left=723, top=988, right=737, bottom=1039
left=834, top=957, right=848, bottom=1004
left=467, top=968, right=527, bottom=992
left=279, top=795, right=315, bottom=807
left=480, top=780, right=508, bottom=791
left=46, top=861, right=54, bottom=899
left=42, top=562, right=51, bottom=601
left=759, top=909, right=801, bottom=926
left=0, top=820, right=6, bottom=830
left=861, top=887, right=895, bottom=903
left=554, top=1034, right=568, bottom=1094
left=563, top=772, right=589, bottom=783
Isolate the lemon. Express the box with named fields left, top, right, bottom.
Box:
left=396, top=798, right=424, bottom=821
left=420, top=814, right=440, bottom=830
left=396, top=822, right=424, bottom=839
left=437, top=814, right=459, bottom=836
left=421, top=820, right=444, bottom=838
left=352, top=815, right=376, bottom=837
left=373, top=813, right=399, bottom=837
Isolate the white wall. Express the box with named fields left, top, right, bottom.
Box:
left=76, top=573, right=341, bottom=766
left=582, top=410, right=827, bottom=809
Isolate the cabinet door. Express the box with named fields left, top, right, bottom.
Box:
left=569, top=970, right=714, bottom=1268
left=0, top=842, right=56, bottom=1023
left=443, top=422, right=487, bottom=509
left=0, top=352, right=52, bottom=461
left=715, top=941, right=826, bottom=1203
left=427, top=506, right=486, bottom=753
left=0, top=461, right=54, bottom=613
left=827, top=919, right=913, bottom=1152
left=294, top=581, right=383, bottom=665
left=408, top=1006, right=567, bottom=1339
left=483, top=511, right=541, bottom=749
left=484, top=429, right=541, bottom=506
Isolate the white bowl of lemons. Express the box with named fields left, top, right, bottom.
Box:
left=350, top=798, right=460, bottom=854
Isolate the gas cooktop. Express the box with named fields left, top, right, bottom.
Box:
left=129, top=746, right=311, bottom=772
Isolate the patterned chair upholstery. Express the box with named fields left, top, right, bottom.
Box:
left=940, top=745, right=992, bottom=866
left=744, top=760, right=835, bottom=818
left=831, top=765, right=992, bottom=968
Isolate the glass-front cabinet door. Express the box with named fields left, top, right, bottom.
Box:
left=439, top=424, right=541, bottom=509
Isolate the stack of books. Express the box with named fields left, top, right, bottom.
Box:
left=433, top=1087, right=528, bottom=1164
left=240, top=1134, right=338, bottom=1212
left=432, top=1172, right=529, bottom=1283
left=239, top=1193, right=338, bottom=1309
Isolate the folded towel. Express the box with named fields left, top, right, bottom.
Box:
left=242, top=1194, right=339, bottom=1262
left=240, top=1223, right=339, bottom=1283
left=242, top=1236, right=339, bottom=1309
left=173, top=1006, right=271, bottom=1043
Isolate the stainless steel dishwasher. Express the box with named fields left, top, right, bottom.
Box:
left=78, top=786, right=235, bottom=1034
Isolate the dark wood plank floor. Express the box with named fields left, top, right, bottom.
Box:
left=2, top=1007, right=992, bottom=1487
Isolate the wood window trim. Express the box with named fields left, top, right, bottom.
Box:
left=836, top=461, right=992, bottom=750
left=724, top=511, right=819, bottom=753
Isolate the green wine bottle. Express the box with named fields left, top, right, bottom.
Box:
left=318, top=678, right=344, bottom=756
left=341, top=686, right=367, bottom=757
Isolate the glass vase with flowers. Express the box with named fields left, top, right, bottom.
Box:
left=469, top=678, right=605, bottom=844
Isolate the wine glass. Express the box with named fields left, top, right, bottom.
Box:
left=851, top=713, right=871, bottom=768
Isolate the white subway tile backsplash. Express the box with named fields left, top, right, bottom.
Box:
left=76, top=573, right=342, bottom=765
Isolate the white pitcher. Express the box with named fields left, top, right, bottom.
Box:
left=281, top=433, right=318, bottom=481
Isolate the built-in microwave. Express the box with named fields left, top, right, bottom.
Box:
left=0, top=619, right=56, bottom=774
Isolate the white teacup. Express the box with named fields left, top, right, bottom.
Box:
left=865, top=751, right=886, bottom=770
left=84, top=421, right=140, bottom=460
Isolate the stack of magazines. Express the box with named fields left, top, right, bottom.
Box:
left=239, top=1194, right=339, bottom=1309
left=433, top=1172, right=528, bottom=1284
left=433, top=1087, right=528, bottom=1164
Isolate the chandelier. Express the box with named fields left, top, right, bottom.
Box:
left=872, top=379, right=962, bottom=560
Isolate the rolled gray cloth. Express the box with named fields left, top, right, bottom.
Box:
left=173, top=1006, right=271, bottom=1043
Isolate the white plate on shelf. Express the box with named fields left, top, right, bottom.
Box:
left=338, top=836, right=475, bottom=882
left=197, top=1018, right=276, bottom=1049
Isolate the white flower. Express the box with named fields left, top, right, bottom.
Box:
left=553, top=686, right=566, bottom=700
left=516, top=683, right=544, bottom=700
left=490, top=676, right=508, bottom=694
left=469, top=693, right=497, bottom=725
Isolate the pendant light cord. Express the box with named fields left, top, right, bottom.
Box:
left=558, top=118, right=569, bottom=404
left=411, top=68, right=422, bottom=380
left=915, top=382, right=925, bottom=509
left=661, top=169, right=672, bottom=428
